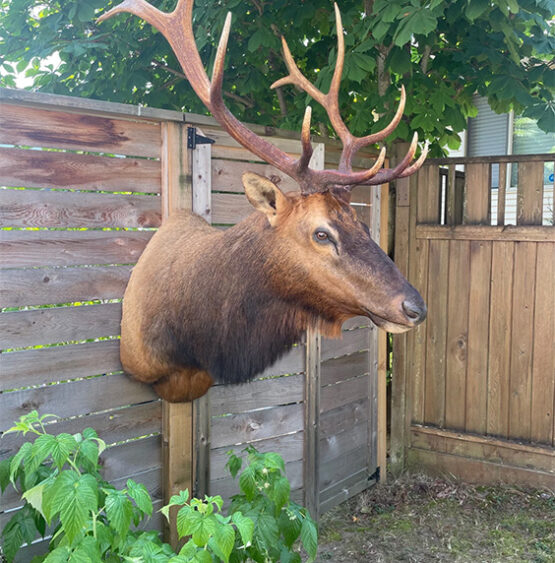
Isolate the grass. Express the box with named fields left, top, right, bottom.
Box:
left=315, top=472, right=554, bottom=562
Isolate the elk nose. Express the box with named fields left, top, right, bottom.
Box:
left=402, top=299, right=427, bottom=324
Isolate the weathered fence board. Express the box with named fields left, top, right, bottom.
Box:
left=0, top=303, right=122, bottom=348
left=0, top=230, right=154, bottom=268
left=0, top=146, right=161, bottom=193
left=0, top=264, right=133, bottom=308
left=0, top=102, right=161, bottom=158
left=1, top=189, right=161, bottom=229
left=392, top=156, right=555, bottom=487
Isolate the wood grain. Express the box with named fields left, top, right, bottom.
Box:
left=320, top=350, right=369, bottom=387
left=0, top=102, right=161, bottom=158
left=530, top=242, right=555, bottom=444
left=517, top=161, right=544, bottom=225
left=486, top=241, right=514, bottom=438
left=424, top=239, right=449, bottom=427
left=0, top=265, right=132, bottom=308
left=464, top=163, right=490, bottom=225
left=444, top=241, right=470, bottom=430
left=0, top=303, right=122, bottom=349
left=0, top=230, right=153, bottom=268
left=1, top=189, right=161, bottom=229
left=0, top=147, right=161, bottom=193
left=0, top=340, right=123, bottom=390
left=0, top=372, right=157, bottom=430
left=416, top=224, right=555, bottom=242
left=465, top=240, right=492, bottom=434
left=508, top=242, right=537, bottom=441
left=211, top=403, right=304, bottom=449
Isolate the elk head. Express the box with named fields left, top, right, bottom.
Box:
left=99, top=0, right=427, bottom=338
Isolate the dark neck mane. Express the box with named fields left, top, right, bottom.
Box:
left=161, top=214, right=335, bottom=385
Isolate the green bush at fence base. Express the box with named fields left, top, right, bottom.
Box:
left=0, top=411, right=317, bottom=562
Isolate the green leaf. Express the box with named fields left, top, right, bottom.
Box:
left=272, top=476, right=291, bottom=510
left=22, top=482, right=47, bottom=518
left=278, top=510, right=302, bottom=548
left=10, top=441, right=32, bottom=484
left=59, top=473, right=98, bottom=544
left=239, top=466, right=256, bottom=500
left=127, top=479, right=153, bottom=517
left=466, top=0, right=490, bottom=21
left=168, top=489, right=189, bottom=506
left=300, top=518, right=318, bottom=561
left=225, top=452, right=242, bottom=479
left=44, top=546, right=72, bottom=562
left=0, top=458, right=10, bottom=492
left=105, top=490, right=133, bottom=541
left=208, top=523, right=235, bottom=563
left=231, top=511, right=254, bottom=546
left=50, top=434, right=78, bottom=470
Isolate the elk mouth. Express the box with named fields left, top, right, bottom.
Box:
left=363, top=309, right=419, bottom=334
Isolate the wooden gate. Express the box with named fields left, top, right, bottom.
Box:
left=391, top=155, right=554, bottom=487
left=0, top=88, right=388, bottom=556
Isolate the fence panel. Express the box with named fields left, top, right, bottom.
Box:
left=392, top=155, right=555, bottom=487
left=1, top=89, right=388, bottom=557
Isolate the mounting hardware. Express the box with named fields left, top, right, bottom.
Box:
left=187, top=127, right=215, bottom=149
left=369, top=466, right=381, bottom=482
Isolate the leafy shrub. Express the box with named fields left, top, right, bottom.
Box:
left=0, top=411, right=317, bottom=562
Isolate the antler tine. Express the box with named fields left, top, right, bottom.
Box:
left=100, top=0, right=301, bottom=181
left=298, top=106, right=314, bottom=175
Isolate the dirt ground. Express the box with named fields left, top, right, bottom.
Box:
left=315, top=473, right=554, bottom=562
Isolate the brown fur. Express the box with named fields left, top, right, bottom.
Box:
left=121, top=180, right=426, bottom=402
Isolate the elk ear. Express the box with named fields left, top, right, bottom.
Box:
left=242, top=172, right=291, bottom=226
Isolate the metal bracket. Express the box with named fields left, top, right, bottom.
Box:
left=187, top=127, right=215, bottom=150
left=369, top=466, right=381, bottom=482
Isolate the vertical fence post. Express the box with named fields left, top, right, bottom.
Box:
left=304, top=143, right=324, bottom=520
left=160, top=120, right=194, bottom=548
left=191, top=127, right=212, bottom=498
left=367, top=184, right=381, bottom=480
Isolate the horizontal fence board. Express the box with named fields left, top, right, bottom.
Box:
left=212, top=192, right=252, bottom=224
left=101, top=435, right=162, bottom=484
left=0, top=265, right=132, bottom=308
left=321, top=375, right=369, bottom=413
left=321, top=350, right=369, bottom=387
left=321, top=327, right=371, bottom=362
left=319, top=469, right=371, bottom=514
left=0, top=303, right=122, bottom=349
left=212, top=159, right=299, bottom=194
left=210, top=432, right=304, bottom=481
left=211, top=158, right=375, bottom=205
left=210, top=372, right=304, bottom=417
left=0, top=103, right=162, bottom=158
left=320, top=421, right=368, bottom=462
left=341, top=316, right=371, bottom=331
left=320, top=398, right=369, bottom=438
left=0, top=373, right=157, bottom=430
left=0, top=340, right=122, bottom=390
left=0, top=147, right=161, bottom=193
left=1, top=189, right=161, bottom=229
left=0, top=230, right=153, bottom=268
left=319, top=447, right=368, bottom=493
left=407, top=448, right=555, bottom=489
left=210, top=403, right=304, bottom=449
left=0, top=401, right=161, bottom=460
left=409, top=426, right=554, bottom=475
left=416, top=224, right=555, bottom=242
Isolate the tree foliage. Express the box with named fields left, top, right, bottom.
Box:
left=1, top=0, right=553, bottom=154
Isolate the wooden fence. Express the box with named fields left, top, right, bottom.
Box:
left=0, top=88, right=388, bottom=556
left=391, top=154, right=555, bottom=488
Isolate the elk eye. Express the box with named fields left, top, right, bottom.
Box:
left=314, top=230, right=331, bottom=243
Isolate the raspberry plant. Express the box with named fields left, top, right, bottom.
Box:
left=0, top=411, right=317, bottom=562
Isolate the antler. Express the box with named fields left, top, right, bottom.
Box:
left=98, top=0, right=426, bottom=195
